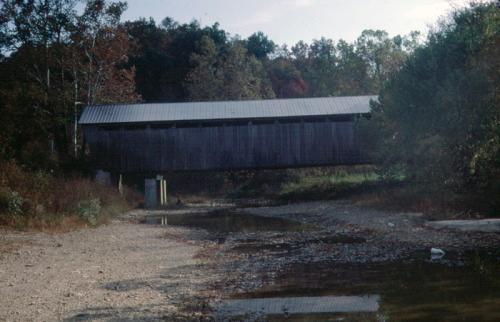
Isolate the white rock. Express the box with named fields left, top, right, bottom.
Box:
left=431, top=248, right=445, bottom=256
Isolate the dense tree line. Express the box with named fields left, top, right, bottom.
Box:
left=364, top=2, right=499, bottom=212
left=0, top=0, right=417, bottom=169
left=126, top=22, right=418, bottom=101
left=0, top=0, right=139, bottom=169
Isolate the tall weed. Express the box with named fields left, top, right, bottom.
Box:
left=0, top=161, right=139, bottom=230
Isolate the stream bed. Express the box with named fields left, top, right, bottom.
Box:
left=215, top=250, right=500, bottom=321
left=143, top=206, right=500, bottom=321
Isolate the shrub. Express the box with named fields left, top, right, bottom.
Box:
left=0, top=161, right=139, bottom=230
left=76, top=198, right=101, bottom=226
left=0, top=189, right=24, bottom=216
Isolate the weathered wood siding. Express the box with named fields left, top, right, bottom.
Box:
left=83, top=118, right=366, bottom=173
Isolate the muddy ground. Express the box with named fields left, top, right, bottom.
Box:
left=1, top=201, right=499, bottom=321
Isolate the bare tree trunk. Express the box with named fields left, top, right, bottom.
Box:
left=73, top=69, right=79, bottom=158
left=43, top=0, right=51, bottom=104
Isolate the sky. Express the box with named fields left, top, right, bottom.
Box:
left=120, top=0, right=472, bottom=45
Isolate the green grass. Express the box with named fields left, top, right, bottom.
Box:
left=282, top=172, right=379, bottom=192
left=279, top=170, right=382, bottom=201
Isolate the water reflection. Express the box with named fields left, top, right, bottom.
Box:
left=142, top=210, right=312, bottom=233
left=225, top=251, right=500, bottom=321
left=217, top=295, right=380, bottom=318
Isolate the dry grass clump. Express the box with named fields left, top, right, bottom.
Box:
left=0, top=161, right=141, bottom=231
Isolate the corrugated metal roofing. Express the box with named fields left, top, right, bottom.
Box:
left=79, top=95, right=376, bottom=125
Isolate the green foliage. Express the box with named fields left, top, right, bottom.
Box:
left=355, top=29, right=416, bottom=90
left=0, top=0, right=139, bottom=169
left=266, top=56, right=308, bottom=98
left=122, top=15, right=418, bottom=103
left=0, top=189, right=24, bottom=217
left=285, top=31, right=417, bottom=97
left=76, top=198, right=101, bottom=226
left=245, top=31, right=276, bottom=59
left=186, top=37, right=275, bottom=101
left=126, top=18, right=227, bottom=102
left=181, top=25, right=417, bottom=102
left=368, top=3, right=500, bottom=212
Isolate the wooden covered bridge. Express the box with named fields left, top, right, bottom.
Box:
left=79, top=95, right=374, bottom=206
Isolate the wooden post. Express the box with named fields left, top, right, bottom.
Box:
left=118, top=174, right=123, bottom=196
left=159, top=178, right=164, bottom=206
left=163, top=179, right=167, bottom=205
left=156, top=176, right=168, bottom=207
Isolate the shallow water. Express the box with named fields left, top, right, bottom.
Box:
left=144, top=210, right=500, bottom=320
left=219, top=250, right=500, bottom=321
left=143, top=210, right=311, bottom=233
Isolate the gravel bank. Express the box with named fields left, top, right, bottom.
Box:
left=0, top=215, right=213, bottom=322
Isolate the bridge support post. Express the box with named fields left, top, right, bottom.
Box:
left=145, top=176, right=168, bottom=209
left=144, top=178, right=157, bottom=209
left=159, top=178, right=167, bottom=206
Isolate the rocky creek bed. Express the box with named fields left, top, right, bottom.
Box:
left=1, top=200, right=499, bottom=321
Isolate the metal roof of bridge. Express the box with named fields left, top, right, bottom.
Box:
left=79, top=95, right=376, bottom=125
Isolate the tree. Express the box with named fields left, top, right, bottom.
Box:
left=334, top=40, right=371, bottom=95
left=0, top=0, right=78, bottom=166
left=186, top=37, right=275, bottom=101
left=125, top=18, right=171, bottom=102
left=184, top=35, right=222, bottom=101
left=289, top=38, right=338, bottom=97
left=73, top=0, right=139, bottom=105
left=367, top=3, right=499, bottom=211
left=148, top=19, right=228, bottom=102
left=355, top=29, right=417, bottom=91
left=0, top=0, right=140, bottom=167
left=245, top=31, right=276, bottom=59
left=266, top=57, right=307, bottom=98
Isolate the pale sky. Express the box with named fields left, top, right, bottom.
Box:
left=120, top=0, right=472, bottom=44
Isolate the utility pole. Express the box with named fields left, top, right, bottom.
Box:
left=74, top=101, right=84, bottom=158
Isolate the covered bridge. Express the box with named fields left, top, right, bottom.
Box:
left=79, top=95, right=374, bottom=174
left=80, top=95, right=374, bottom=207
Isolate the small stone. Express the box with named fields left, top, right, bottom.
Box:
left=431, top=247, right=445, bottom=256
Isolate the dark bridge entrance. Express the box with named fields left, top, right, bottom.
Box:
left=79, top=95, right=375, bottom=207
